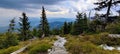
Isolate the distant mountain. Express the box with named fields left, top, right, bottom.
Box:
left=29, top=18, right=75, bottom=28
left=49, top=21, right=64, bottom=29
left=0, top=18, right=75, bottom=33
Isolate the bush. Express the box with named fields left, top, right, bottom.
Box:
left=90, top=33, right=120, bottom=46
left=29, top=43, right=51, bottom=54
left=0, top=46, right=20, bottom=54
left=0, top=33, right=18, bottom=49
left=65, top=34, right=119, bottom=54
left=66, top=41, right=115, bottom=54
left=25, top=37, right=55, bottom=54
left=106, top=23, right=120, bottom=34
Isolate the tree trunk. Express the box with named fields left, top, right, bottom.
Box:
left=106, top=0, right=112, bottom=23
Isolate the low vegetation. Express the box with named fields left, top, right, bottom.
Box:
left=65, top=33, right=120, bottom=54
left=0, top=40, right=29, bottom=54
left=19, top=36, right=56, bottom=54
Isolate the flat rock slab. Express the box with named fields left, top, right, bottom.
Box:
left=48, top=36, right=68, bottom=54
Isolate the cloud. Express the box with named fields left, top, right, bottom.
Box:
left=0, top=0, right=118, bottom=19
left=0, top=8, right=22, bottom=18
left=0, top=0, right=65, bottom=10
left=0, top=0, right=98, bottom=18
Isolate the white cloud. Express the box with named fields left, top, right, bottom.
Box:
left=0, top=0, right=117, bottom=19
left=0, top=8, right=22, bottom=18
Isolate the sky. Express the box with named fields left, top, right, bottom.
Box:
left=0, top=0, right=119, bottom=27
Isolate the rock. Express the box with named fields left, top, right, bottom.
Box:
left=48, top=36, right=68, bottom=54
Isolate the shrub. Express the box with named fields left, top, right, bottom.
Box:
left=26, top=37, right=55, bottom=54
left=29, top=44, right=51, bottom=54
left=66, top=41, right=115, bottom=54
left=0, top=33, right=19, bottom=49
left=65, top=34, right=119, bottom=54
left=90, top=33, right=120, bottom=46
left=0, top=46, right=20, bottom=54
left=106, top=23, right=120, bottom=34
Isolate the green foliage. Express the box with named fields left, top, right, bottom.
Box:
left=8, top=18, right=15, bottom=33
left=39, top=6, right=50, bottom=37
left=0, top=18, right=18, bottom=49
left=88, top=13, right=105, bottom=33
left=29, top=44, right=51, bottom=54
left=18, top=12, right=31, bottom=41
left=20, top=36, right=56, bottom=54
left=83, top=33, right=120, bottom=46
left=0, top=39, right=29, bottom=54
left=106, top=22, right=120, bottom=34
left=66, top=41, right=113, bottom=54
left=71, top=13, right=88, bottom=35
left=51, top=28, right=60, bottom=35
left=65, top=34, right=119, bottom=54
left=0, top=46, right=20, bottom=54
left=31, top=28, right=42, bottom=38
left=0, top=33, right=18, bottom=49
left=62, top=21, right=69, bottom=34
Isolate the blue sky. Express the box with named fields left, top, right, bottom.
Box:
left=0, top=0, right=119, bottom=27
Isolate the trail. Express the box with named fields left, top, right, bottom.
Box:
left=48, top=36, right=68, bottom=54
left=11, top=37, right=36, bottom=54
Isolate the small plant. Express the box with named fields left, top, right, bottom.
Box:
left=65, top=34, right=119, bottom=54
left=0, top=46, right=20, bottom=54
left=29, top=44, right=51, bottom=54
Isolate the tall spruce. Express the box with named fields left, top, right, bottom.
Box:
left=18, top=12, right=31, bottom=41
left=71, top=12, right=88, bottom=35
left=83, top=13, right=88, bottom=32
left=67, top=22, right=73, bottom=34
left=62, top=21, right=68, bottom=34
left=40, top=6, right=49, bottom=37
left=71, top=12, right=83, bottom=35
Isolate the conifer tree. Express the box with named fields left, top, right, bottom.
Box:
left=8, top=18, right=15, bottom=33
left=62, top=21, right=68, bottom=34
left=18, top=12, right=31, bottom=41
left=67, top=22, right=73, bottom=34
left=39, top=6, right=49, bottom=37
left=71, top=12, right=89, bottom=35
left=4, top=18, right=18, bottom=48
left=83, top=13, right=88, bottom=32
left=71, top=12, right=83, bottom=35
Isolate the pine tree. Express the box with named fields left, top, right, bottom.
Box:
left=62, top=21, right=68, bottom=34
left=39, top=6, right=49, bottom=37
left=89, top=13, right=104, bottom=32
left=8, top=18, right=15, bottom=33
left=18, top=12, right=31, bottom=41
left=71, top=12, right=89, bottom=35
left=3, top=18, right=18, bottom=48
left=83, top=13, right=88, bottom=32
left=67, top=22, right=73, bottom=34
left=51, top=28, right=60, bottom=35
left=71, top=12, right=83, bottom=35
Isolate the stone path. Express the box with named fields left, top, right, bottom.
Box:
left=48, top=36, right=68, bottom=54
left=11, top=44, right=29, bottom=54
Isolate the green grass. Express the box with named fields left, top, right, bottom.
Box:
left=65, top=34, right=119, bottom=54
left=19, top=36, right=57, bottom=54
left=0, top=40, right=29, bottom=54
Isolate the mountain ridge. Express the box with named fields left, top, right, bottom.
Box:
left=0, top=18, right=75, bottom=33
